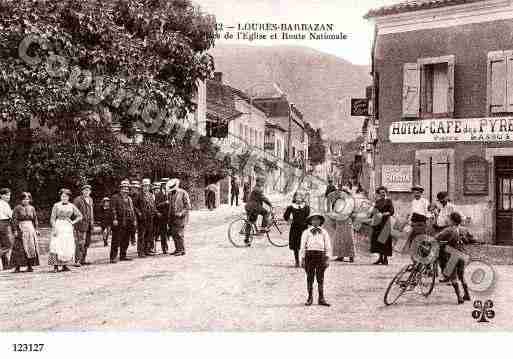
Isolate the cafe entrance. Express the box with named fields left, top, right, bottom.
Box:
left=495, top=156, right=513, bottom=245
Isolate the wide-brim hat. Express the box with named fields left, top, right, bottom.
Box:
left=131, top=180, right=141, bottom=188
left=102, top=197, right=110, bottom=202
left=437, top=191, right=449, bottom=201
left=160, top=178, right=170, bottom=183
left=306, top=213, right=325, bottom=226
left=120, top=180, right=130, bottom=188
left=411, top=185, right=424, bottom=192
left=142, top=178, right=151, bottom=186
left=81, top=184, right=92, bottom=191
left=166, top=178, right=180, bottom=191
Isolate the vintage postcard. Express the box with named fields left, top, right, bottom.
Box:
left=1, top=0, right=512, bottom=356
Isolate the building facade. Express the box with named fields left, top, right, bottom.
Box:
left=365, top=0, right=513, bottom=244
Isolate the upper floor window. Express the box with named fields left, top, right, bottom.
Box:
left=487, top=50, right=513, bottom=114
left=403, top=55, right=454, bottom=119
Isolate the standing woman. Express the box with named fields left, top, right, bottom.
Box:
left=369, top=186, right=395, bottom=265
left=325, top=186, right=356, bottom=262
left=0, top=188, right=14, bottom=270
left=48, top=189, right=83, bottom=273
left=283, top=192, right=310, bottom=267
left=10, top=192, right=40, bottom=273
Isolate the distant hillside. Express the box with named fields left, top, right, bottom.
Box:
left=208, top=44, right=371, bottom=141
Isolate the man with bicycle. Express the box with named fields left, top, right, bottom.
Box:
left=245, top=177, right=273, bottom=233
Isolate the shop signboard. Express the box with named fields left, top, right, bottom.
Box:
left=463, top=156, right=489, bottom=195
left=389, top=117, right=513, bottom=143
left=382, top=165, right=413, bottom=192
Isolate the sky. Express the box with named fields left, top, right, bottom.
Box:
left=195, top=0, right=401, bottom=65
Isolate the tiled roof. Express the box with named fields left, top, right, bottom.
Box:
left=364, top=0, right=484, bottom=18
left=206, top=101, right=242, bottom=123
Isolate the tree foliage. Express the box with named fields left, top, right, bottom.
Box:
left=0, top=0, right=216, bottom=131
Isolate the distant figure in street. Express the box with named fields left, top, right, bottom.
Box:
left=98, top=197, right=113, bottom=247
left=0, top=188, right=14, bottom=270
left=242, top=181, right=250, bottom=203
left=110, top=180, right=136, bottom=263
left=48, top=189, right=83, bottom=273
left=231, top=177, right=239, bottom=206
left=73, top=184, right=94, bottom=267
left=300, top=213, right=332, bottom=306
left=283, top=192, right=310, bottom=267
left=205, top=183, right=217, bottom=210
left=245, top=177, right=272, bottom=233
left=325, top=186, right=355, bottom=262
left=10, top=192, right=40, bottom=273
left=325, top=178, right=337, bottom=212
left=160, top=179, right=191, bottom=256
left=369, top=186, right=394, bottom=265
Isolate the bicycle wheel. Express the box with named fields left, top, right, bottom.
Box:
left=228, top=218, right=256, bottom=248
left=418, top=263, right=436, bottom=297
left=266, top=219, right=289, bottom=247
left=384, top=264, right=410, bottom=305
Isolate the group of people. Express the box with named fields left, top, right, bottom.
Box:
left=0, top=177, right=191, bottom=273
left=279, top=177, right=479, bottom=306
left=368, top=184, right=479, bottom=304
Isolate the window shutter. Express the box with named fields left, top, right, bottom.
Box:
left=402, top=63, right=420, bottom=118
left=447, top=55, right=455, bottom=116
left=488, top=51, right=507, bottom=114
left=506, top=50, right=513, bottom=113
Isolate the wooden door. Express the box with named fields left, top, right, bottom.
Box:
left=496, top=157, right=513, bottom=245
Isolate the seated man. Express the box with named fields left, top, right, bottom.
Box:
left=245, top=177, right=272, bottom=232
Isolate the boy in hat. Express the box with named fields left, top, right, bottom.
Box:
left=73, top=184, right=94, bottom=266
left=300, top=213, right=332, bottom=306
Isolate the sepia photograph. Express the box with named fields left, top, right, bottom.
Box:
left=1, top=0, right=513, bottom=356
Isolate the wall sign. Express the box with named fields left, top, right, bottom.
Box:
left=382, top=165, right=413, bottom=192
left=463, top=156, right=489, bottom=195
left=389, top=117, right=513, bottom=143
left=351, top=98, right=369, bottom=116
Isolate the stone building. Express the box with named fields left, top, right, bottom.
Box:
left=365, top=0, right=513, bottom=243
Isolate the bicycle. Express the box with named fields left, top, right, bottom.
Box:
left=227, top=209, right=288, bottom=248
left=384, top=237, right=440, bottom=305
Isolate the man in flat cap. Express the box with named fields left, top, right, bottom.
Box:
left=73, top=184, right=94, bottom=266
left=138, top=179, right=159, bottom=257
left=129, top=180, right=142, bottom=248
left=154, top=180, right=169, bottom=254
left=110, top=180, right=136, bottom=262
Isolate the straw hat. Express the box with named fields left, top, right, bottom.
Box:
left=306, top=213, right=325, bottom=226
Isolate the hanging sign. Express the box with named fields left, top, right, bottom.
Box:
left=389, top=117, right=513, bottom=143
left=351, top=98, right=369, bottom=116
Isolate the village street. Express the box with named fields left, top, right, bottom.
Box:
left=1, top=202, right=513, bottom=331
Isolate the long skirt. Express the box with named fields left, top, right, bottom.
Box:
left=325, top=217, right=355, bottom=258
left=370, top=219, right=393, bottom=256
left=10, top=221, right=40, bottom=267
left=48, top=219, right=75, bottom=265
left=0, top=219, right=13, bottom=255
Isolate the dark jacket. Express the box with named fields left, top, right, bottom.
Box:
left=111, top=192, right=136, bottom=228
left=73, top=195, right=94, bottom=232
left=245, top=185, right=271, bottom=213
left=157, top=188, right=191, bottom=227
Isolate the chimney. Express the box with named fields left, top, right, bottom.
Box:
left=214, top=72, right=223, bottom=83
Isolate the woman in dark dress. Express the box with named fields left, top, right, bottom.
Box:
left=284, top=192, right=310, bottom=267
left=370, top=186, right=394, bottom=265
left=10, top=192, right=40, bottom=273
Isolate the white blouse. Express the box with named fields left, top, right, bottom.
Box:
left=0, top=199, right=12, bottom=220
left=300, top=226, right=332, bottom=258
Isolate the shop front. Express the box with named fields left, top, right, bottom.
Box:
left=383, top=117, right=513, bottom=244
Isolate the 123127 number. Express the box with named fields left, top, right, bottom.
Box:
left=12, top=344, right=45, bottom=352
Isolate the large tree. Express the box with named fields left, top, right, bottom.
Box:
left=0, top=0, right=216, bottom=132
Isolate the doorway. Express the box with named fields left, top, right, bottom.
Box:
left=495, top=156, right=513, bottom=245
